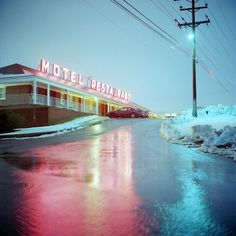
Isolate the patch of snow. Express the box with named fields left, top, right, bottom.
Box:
left=0, top=115, right=107, bottom=139
left=160, top=105, right=236, bottom=162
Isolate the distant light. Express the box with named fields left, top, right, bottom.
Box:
left=188, top=33, right=194, bottom=40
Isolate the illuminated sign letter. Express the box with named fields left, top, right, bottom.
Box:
left=70, top=71, right=76, bottom=83
left=62, top=67, right=69, bottom=80
left=90, top=79, right=96, bottom=90
left=40, top=59, right=50, bottom=74
left=128, top=93, right=131, bottom=101
left=113, top=88, right=118, bottom=97
left=96, top=81, right=101, bottom=92
left=124, top=92, right=128, bottom=101
left=53, top=64, right=60, bottom=77
left=109, top=87, right=114, bottom=96
left=121, top=91, right=125, bottom=100
left=117, top=89, right=121, bottom=98
left=105, top=84, right=110, bottom=94
left=101, top=83, right=106, bottom=93
left=78, top=74, right=83, bottom=85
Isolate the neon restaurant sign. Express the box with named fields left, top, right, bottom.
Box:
left=39, top=59, right=131, bottom=102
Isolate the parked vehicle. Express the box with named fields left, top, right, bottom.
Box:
left=140, top=110, right=149, bottom=118
left=107, top=107, right=143, bottom=118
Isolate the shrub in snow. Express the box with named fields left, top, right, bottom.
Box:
left=0, top=110, right=25, bottom=133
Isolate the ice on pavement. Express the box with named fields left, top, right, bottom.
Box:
left=160, top=105, right=236, bottom=161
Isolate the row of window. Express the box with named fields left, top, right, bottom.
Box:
left=0, top=85, right=6, bottom=100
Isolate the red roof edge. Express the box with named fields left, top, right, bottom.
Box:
left=0, top=63, right=38, bottom=75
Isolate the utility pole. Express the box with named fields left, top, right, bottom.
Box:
left=174, top=0, right=210, bottom=117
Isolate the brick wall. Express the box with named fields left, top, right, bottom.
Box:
left=1, top=105, right=87, bottom=128
left=48, top=107, right=86, bottom=125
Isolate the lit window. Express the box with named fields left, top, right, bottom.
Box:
left=0, top=85, right=6, bottom=100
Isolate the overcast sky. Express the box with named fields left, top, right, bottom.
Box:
left=0, top=0, right=235, bottom=112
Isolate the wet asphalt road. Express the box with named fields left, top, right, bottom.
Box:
left=0, top=119, right=236, bottom=236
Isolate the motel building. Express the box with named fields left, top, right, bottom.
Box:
left=0, top=59, right=148, bottom=127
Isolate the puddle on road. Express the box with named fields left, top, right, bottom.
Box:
left=0, top=153, right=96, bottom=183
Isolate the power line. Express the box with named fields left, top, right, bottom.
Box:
left=215, top=0, right=236, bottom=41
left=110, top=0, right=175, bottom=46
left=109, top=0, right=191, bottom=56
left=208, top=25, right=236, bottom=68
left=122, top=0, right=178, bottom=43
left=197, top=22, right=236, bottom=72
left=83, top=0, right=160, bottom=53
left=150, top=0, right=175, bottom=21
left=198, top=28, right=221, bottom=56
left=198, top=58, right=230, bottom=93
left=166, top=1, right=234, bottom=92
left=168, top=0, right=183, bottom=19
left=197, top=44, right=218, bottom=69
left=109, top=0, right=233, bottom=98
left=196, top=42, right=235, bottom=91
left=172, top=2, right=235, bottom=90
left=197, top=29, right=236, bottom=87
left=199, top=2, right=236, bottom=70
left=208, top=7, right=227, bottom=40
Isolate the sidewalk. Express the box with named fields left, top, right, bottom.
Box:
left=0, top=115, right=109, bottom=139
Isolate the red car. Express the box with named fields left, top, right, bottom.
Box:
left=107, top=107, right=143, bottom=118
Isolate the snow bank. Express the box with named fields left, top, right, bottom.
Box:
left=160, top=105, right=236, bottom=161
left=0, top=115, right=108, bottom=139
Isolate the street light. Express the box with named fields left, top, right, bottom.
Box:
left=188, top=33, right=194, bottom=40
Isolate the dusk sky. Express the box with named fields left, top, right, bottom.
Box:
left=0, top=0, right=235, bottom=113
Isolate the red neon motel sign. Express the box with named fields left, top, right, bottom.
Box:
left=40, top=59, right=131, bottom=102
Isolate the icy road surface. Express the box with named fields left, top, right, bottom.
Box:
left=0, top=119, right=236, bottom=235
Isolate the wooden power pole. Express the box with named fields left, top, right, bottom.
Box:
left=174, top=0, right=210, bottom=117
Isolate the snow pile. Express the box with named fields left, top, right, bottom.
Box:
left=0, top=115, right=108, bottom=139
left=160, top=105, right=236, bottom=161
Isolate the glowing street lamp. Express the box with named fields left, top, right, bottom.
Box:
left=188, top=33, right=194, bottom=40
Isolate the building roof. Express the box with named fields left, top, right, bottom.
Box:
left=0, top=63, right=37, bottom=75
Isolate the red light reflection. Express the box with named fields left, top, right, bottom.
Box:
left=16, top=126, right=149, bottom=235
